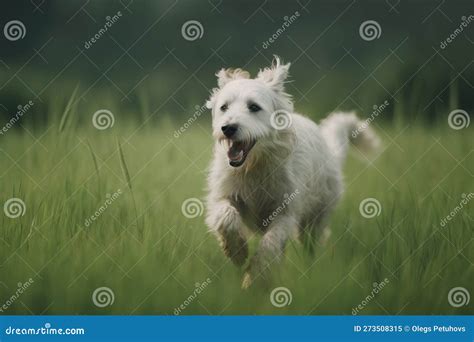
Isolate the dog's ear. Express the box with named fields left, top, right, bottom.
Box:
left=207, top=68, right=250, bottom=109
left=256, top=56, right=290, bottom=92
left=206, top=88, right=219, bottom=109
left=216, top=68, right=250, bottom=88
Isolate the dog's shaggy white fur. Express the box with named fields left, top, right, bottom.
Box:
left=205, top=56, right=379, bottom=288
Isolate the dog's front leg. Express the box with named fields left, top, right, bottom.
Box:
left=242, top=215, right=297, bottom=289
left=206, top=200, right=248, bottom=266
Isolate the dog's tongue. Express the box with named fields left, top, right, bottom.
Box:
left=227, top=141, right=244, bottom=162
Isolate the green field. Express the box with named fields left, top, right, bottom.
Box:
left=0, top=110, right=472, bottom=315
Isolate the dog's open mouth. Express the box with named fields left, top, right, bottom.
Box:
left=224, top=139, right=256, bottom=167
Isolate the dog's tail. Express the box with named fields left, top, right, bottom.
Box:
left=320, top=111, right=380, bottom=165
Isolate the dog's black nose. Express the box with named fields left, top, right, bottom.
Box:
left=221, top=124, right=238, bottom=138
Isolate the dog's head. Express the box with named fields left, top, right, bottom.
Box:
left=206, top=56, right=293, bottom=168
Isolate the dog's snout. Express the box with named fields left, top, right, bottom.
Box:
left=221, top=124, right=238, bottom=138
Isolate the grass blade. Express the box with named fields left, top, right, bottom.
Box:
left=116, top=137, right=143, bottom=237
left=116, top=138, right=132, bottom=191
left=59, top=84, right=80, bottom=133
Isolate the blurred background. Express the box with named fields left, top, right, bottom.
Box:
left=0, top=0, right=473, bottom=128
left=1, top=0, right=473, bottom=315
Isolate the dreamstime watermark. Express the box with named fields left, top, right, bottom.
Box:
left=92, top=109, right=115, bottom=130
left=270, top=287, right=292, bottom=307
left=181, top=198, right=204, bottom=219
left=0, top=100, right=34, bottom=136
left=448, top=287, right=470, bottom=308
left=84, top=189, right=122, bottom=227
left=181, top=20, right=203, bottom=41
left=174, top=104, right=207, bottom=138
left=3, top=20, right=26, bottom=41
left=262, top=11, right=301, bottom=49
left=84, top=11, right=123, bottom=49
left=448, top=109, right=470, bottom=130
left=270, top=110, right=293, bottom=130
left=92, top=287, right=115, bottom=308
left=352, top=278, right=390, bottom=315
left=352, top=100, right=389, bottom=138
left=5, top=323, right=85, bottom=336
left=359, top=198, right=382, bottom=218
left=3, top=197, right=26, bottom=218
left=263, top=189, right=300, bottom=227
left=173, top=278, right=212, bottom=315
left=440, top=15, right=474, bottom=49
left=359, top=20, right=381, bottom=41
left=440, top=193, right=473, bottom=228
left=0, top=278, right=34, bottom=313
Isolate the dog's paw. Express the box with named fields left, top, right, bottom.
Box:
left=319, top=226, right=332, bottom=246
left=241, top=255, right=273, bottom=290
left=220, top=230, right=248, bottom=266
left=241, top=271, right=253, bottom=289
left=241, top=268, right=271, bottom=290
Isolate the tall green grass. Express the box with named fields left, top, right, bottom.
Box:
left=0, top=108, right=472, bottom=315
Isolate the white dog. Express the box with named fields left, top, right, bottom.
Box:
left=205, top=56, right=379, bottom=288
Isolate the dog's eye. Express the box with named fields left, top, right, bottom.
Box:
left=220, top=104, right=228, bottom=112
left=248, top=103, right=261, bottom=113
